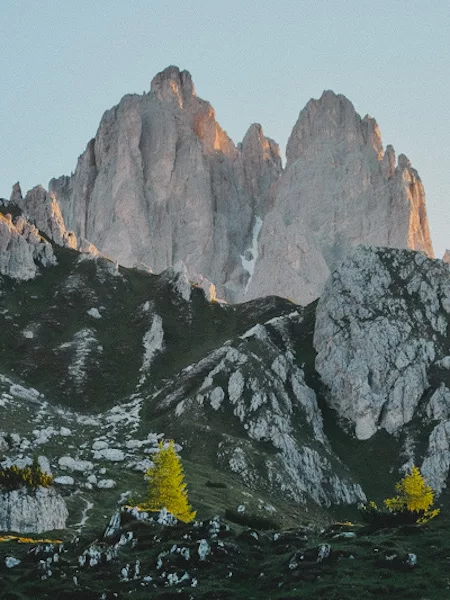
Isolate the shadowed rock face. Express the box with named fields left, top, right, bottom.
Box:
left=40, top=68, right=433, bottom=303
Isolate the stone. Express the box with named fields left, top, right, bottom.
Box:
left=48, top=66, right=281, bottom=302
left=246, top=91, right=433, bottom=304
left=0, top=212, right=56, bottom=280
left=39, top=72, right=433, bottom=305
left=5, top=556, right=21, bottom=568
left=314, top=246, right=450, bottom=439
left=54, top=476, right=75, bottom=485
left=97, top=479, right=116, bottom=489
left=0, top=487, right=68, bottom=533
left=14, top=185, right=78, bottom=249
left=58, top=456, right=94, bottom=473
left=93, top=448, right=125, bottom=462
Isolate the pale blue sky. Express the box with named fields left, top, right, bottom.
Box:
left=1, top=0, right=449, bottom=256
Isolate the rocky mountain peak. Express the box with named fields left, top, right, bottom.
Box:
left=15, top=184, right=78, bottom=250
left=150, top=65, right=195, bottom=108
left=14, top=67, right=431, bottom=304
left=9, top=182, right=23, bottom=205
left=444, top=250, right=450, bottom=264
left=286, top=90, right=382, bottom=167
left=0, top=211, right=56, bottom=279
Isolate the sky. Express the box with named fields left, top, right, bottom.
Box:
left=0, top=0, right=449, bottom=257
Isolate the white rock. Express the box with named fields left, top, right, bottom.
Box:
left=58, top=456, right=94, bottom=472
left=92, top=440, right=108, bottom=451
left=87, top=307, right=102, bottom=319
left=314, top=247, right=450, bottom=439
left=5, top=556, right=21, bottom=568
left=140, top=314, right=164, bottom=378
left=97, top=479, right=116, bottom=489
left=93, top=448, right=125, bottom=462
left=198, top=539, right=211, bottom=561
left=54, top=476, right=75, bottom=485
left=0, top=487, right=68, bottom=533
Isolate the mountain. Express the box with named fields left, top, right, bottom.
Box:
left=0, top=201, right=449, bottom=596
left=0, top=67, right=447, bottom=598
left=21, top=65, right=431, bottom=305
left=246, top=93, right=433, bottom=304
left=1, top=194, right=449, bottom=514
left=48, top=66, right=281, bottom=303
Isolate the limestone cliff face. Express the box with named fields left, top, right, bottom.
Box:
left=39, top=70, right=433, bottom=303
left=245, top=91, right=434, bottom=304
left=314, top=246, right=449, bottom=440
left=49, top=66, right=281, bottom=301
left=12, top=183, right=78, bottom=250
left=0, top=211, right=56, bottom=280
left=0, top=486, right=68, bottom=533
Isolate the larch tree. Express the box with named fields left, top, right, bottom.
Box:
left=384, top=465, right=439, bottom=524
left=140, top=439, right=196, bottom=523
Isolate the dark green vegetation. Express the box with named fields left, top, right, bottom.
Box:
left=1, top=510, right=450, bottom=599
left=0, top=457, right=53, bottom=491
left=0, top=244, right=295, bottom=412
left=1, top=222, right=450, bottom=599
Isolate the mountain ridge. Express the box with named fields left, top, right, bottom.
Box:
left=3, top=65, right=431, bottom=305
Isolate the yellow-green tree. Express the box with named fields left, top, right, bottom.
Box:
left=384, top=465, right=439, bottom=524
left=140, top=440, right=196, bottom=523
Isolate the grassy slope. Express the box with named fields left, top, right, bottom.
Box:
left=1, top=511, right=449, bottom=599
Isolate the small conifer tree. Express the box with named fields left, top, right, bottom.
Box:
left=140, top=440, right=196, bottom=523
left=384, top=465, right=439, bottom=524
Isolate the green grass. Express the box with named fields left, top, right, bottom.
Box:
left=2, top=509, right=450, bottom=599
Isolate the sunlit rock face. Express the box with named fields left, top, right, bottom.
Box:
left=314, top=246, right=449, bottom=440
left=245, top=91, right=434, bottom=304
left=42, top=69, right=432, bottom=304
left=444, top=250, right=450, bottom=264
left=0, top=487, right=68, bottom=533
left=0, top=212, right=56, bottom=280
left=49, top=66, right=281, bottom=301
left=12, top=183, right=78, bottom=249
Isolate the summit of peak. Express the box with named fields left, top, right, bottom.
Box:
left=150, top=65, right=195, bottom=107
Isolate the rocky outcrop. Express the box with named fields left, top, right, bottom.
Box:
left=157, top=311, right=365, bottom=506
left=12, top=183, right=78, bottom=249
left=314, top=246, right=450, bottom=440
left=0, top=486, right=68, bottom=533
left=0, top=212, right=56, bottom=280
left=49, top=66, right=281, bottom=301
left=246, top=92, right=434, bottom=304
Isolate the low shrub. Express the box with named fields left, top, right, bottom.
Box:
left=0, top=456, right=53, bottom=491
left=225, top=509, right=279, bottom=530
left=205, top=480, right=227, bottom=489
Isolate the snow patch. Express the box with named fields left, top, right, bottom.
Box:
left=240, top=216, right=262, bottom=293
